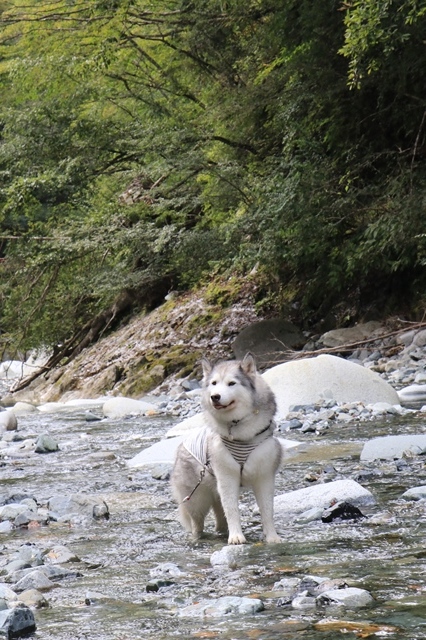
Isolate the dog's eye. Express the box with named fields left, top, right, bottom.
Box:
left=228, top=381, right=236, bottom=386
left=211, top=380, right=217, bottom=386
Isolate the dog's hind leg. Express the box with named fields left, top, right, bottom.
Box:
left=212, top=495, right=227, bottom=535
left=180, top=483, right=214, bottom=539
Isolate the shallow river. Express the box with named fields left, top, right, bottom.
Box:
left=3, top=408, right=426, bottom=639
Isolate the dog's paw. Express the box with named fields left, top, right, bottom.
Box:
left=228, top=533, right=247, bottom=545
left=265, top=534, right=281, bottom=543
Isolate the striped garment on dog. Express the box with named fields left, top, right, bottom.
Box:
left=183, top=426, right=271, bottom=471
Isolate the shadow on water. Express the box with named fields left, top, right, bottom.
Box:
left=2, top=409, right=426, bottom=638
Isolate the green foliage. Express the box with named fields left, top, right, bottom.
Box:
left=1, top=0, right=426, bottom=354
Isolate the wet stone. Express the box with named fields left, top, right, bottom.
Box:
left=321, top=501, right=366, bottom=523
left=13, top=569, right=56, bottom=593
left=146, top=579, right=174, bottom=592
left=43, top=545, right=80, bottom=565
left=149, top=563, right=183, bottom=578
left=0, top=522, right=12, bottom=534
left=178, top=595, right=265, bottom=617
left=0, top=605, right=36, bottom=637
left=19, top=588, right=49, bottom=609
left=316, top=586, right=374, bottom=609
left=210, top=545, right=248, bottom=569
left=35, top=434, right=59, bottom=453
left=150, top=464, right=171, bottom=480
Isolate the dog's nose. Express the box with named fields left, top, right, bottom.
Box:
left=211, top=394, right=221, bottom=402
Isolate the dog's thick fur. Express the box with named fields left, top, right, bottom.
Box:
left=171, top=353, right=282, bottom=544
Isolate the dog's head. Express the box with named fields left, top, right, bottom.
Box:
left=201, top=353, right=258, bottom=417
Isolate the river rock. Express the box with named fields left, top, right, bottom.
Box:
left=210, top=545, right=248, bottom=568
left=232, top=319, right=305, bottom=367
left=0, top=585, right=17, bottom=604
left=48, top=494, right=109, bottom=521
left=43, top=545, right=80, bottom=564
left=35, top=434, right=59, bottom=453
left=321, top=501, right=366, bottom=523
left=398, top=384, right=426, bottom=407
left=127, top=435, right=185, bottom=469
left=10, top=402, right=37, bottom=414
left=319, top=322, right=383, bottom=348
left=0, top=504, right=30, bottom=522
left=179, top=595, right=264, bottom=617
left=401, top=486, right=426, bottom=500
left=0, top=410, right=17, bottom=432
left=360, top=434, right=426, bottom=461
left=102, top=397, right=156, bottom=418
left=274, top=479, right=375, bottom=519
left=0, top=605, right=36, bottom=636
left=316, top=586, right=374, bottom=608
left=18, top=588, right=48, bottom=609
left=0, top=521, right=13, bottom=533
left=13, top=569, right=56, bottom=593
left=263, top=354, right=399, bottom=420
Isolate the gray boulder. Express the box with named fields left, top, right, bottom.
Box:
left=35, top=434, right=59, bottom=453
left=179, top=595, right=264, bottom=617
left=360, top=435, right=426, bottom=461
left=0, top=605, right=36, bottom=637
left=316, top=586, right=374, bottom=608
left=13, top=569, right=56, bottom=593
left=48, top=494, right=109, bottom=521
left=102, top=397, right=156, bottom=418
left=232, top=319, right=305, bottom=367
left=401, top=486, right=426, bottom=500
left=319, top=322, right=383, bottom=348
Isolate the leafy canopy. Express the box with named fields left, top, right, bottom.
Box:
left=1, top=0, right=426, bottom=355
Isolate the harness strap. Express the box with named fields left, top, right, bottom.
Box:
left=181, top=422, right=274, bottom=501
left=221, top=420, right=274, bottom=472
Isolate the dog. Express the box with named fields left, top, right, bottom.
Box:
left=171, top=352, right=282, bottom=544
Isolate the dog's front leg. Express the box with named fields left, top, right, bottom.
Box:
left=216, top=473, right=246, bottom=545
left=252, top=475, right=281, bottom=543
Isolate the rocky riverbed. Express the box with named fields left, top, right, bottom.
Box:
left=2, top=325, right=426, bottom=638
left=1, top=390, right=426, bottom=637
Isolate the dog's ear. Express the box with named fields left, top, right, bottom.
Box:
left=201, top=358, right=212, bottom=379
left=240, top=352, right=257, bottom=376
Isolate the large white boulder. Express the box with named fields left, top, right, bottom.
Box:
left=165, top=413, right=205, bottom=437
left=263, top=354, right=399, bottom=420
left=127, top=435, right=185, bottom=468
left=102, top=397, right=156, bottom=418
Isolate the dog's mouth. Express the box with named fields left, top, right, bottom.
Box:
left=211, top=399, right=235, bottom=410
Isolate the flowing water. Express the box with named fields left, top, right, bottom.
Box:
left=2, top=407, right=426, bottom=639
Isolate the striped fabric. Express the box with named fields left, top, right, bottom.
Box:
left=220, top=437, right=258, bottom=468
left=183, top=425, right=273, bottom=472
left=183, top=428, right=210, bottom=469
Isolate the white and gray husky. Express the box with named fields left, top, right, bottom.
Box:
left=171, top=353, right=282, bottom=544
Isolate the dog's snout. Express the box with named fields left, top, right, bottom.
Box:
left=211, top=393, right=221, bottom=402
